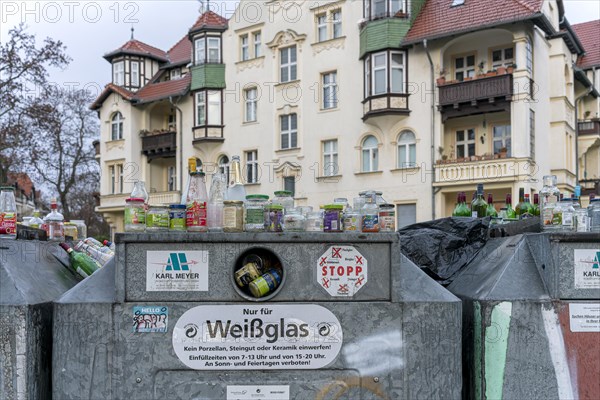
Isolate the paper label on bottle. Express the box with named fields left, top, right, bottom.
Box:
left=245, top=208, right=263, bottom=225
left=186, top=201, right=207, bottom=227
left=125, top=206, right=145, bottom=225
left=0, top=212, right=17, bottom=234
left=471, top=211, right=478, bottom=218
left=562, top=213, right=573, bottom=226
left=361, top=215, right=379, bottom=232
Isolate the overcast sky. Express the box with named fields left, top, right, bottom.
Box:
left=1, top=0, right=599, bottom=96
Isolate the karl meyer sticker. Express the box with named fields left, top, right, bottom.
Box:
left=146, top=251, right=208, bottom=291
left=318, top=245, right=367, bottom=297
left=172, top=305, right=343, bottom=370
left=574, top=249, right=600, bottom=289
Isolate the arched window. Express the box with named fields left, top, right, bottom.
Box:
left=111, top=112, right=123, bottom=140
left=218, top=155, right=230, bottom=184
left=397, top=130, right=416, bottom=168
left=361, top=135, right=379, bottom=172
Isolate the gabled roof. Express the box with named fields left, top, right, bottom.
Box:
left=132, top=74, right=191, bottom=104
left=90, top=84, right=135, bottom=110
left=189, top=10, right=228, bottom=34
left=166, top=35, right=192, bottom=67
left=6, top=172, right=35, bottom=198
left=403, top=0, right=548, bottom=45
left=572, top=20, right=600, bottom=69
left=104, top=39, right=168, bottom=62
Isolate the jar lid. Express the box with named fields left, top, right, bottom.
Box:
left=266, top=204, right=284, bottom=210
left=169, top=203, right=187, bottom=209
left=379, top=203, right=394, bottom=209
left=149, top=205, right=168, bottom=209
left=246, top=194, right=269, bottom=200
left=0, top=186, right=15, bottom=191
left=126, top=198, right=146, bottom=203
left=324, top=204, right=344, bottom=210
left=224, top=200, right=244, bottom=205
left=274, top=190, right=292, bottom=196
left=190, top=171, right=205, bottom=176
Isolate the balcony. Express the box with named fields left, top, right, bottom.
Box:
left=149, top=191, right=181, bottom=205
left=98, top=191, right=180, bottom=212
left=141, top=130, right=177, bottom=160
left=578, top=119, right=600, bottom=136
left=434, top=157, right=535, bottom=187
left=193, top=126, right=224, bottom=144
left=438, top=74, right=513, bottom=121
left=362, top=93, right=410, bottom=121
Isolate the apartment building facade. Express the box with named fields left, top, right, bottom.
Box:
left=93, top=0, right=597, bottom=233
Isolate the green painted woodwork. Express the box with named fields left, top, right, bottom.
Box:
left=190, top=64, right=226, bottom=90
left=360, top=19, right=410, bottom=57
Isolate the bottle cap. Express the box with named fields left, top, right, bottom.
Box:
left=246, top=194, right=269, bottom=200
left=274, top=191, right=292, bottom=197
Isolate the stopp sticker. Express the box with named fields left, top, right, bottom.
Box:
left=318, top=245, right=368, bottom=297
left=133, top=306, right=168, bottom=333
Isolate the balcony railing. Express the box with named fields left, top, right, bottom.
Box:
left=434, top=157, right=536, bottom=187
left=149, top=191, right=181, bottom=205
left=362, top=93, right=410, bottom=121
left=141, top=130, right=177, bottom=160
left=438, top=74, right=513, bottom=120
left=578, top=119, right=600, bottom=136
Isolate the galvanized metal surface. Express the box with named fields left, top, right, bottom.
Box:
left=53, top=233, right=463, bottom=400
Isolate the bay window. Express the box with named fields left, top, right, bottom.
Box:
left=194, top=35, right=221, bottom=65
left=113, top=61, right=124, bottom=86
left=364, top=51, right=407, bottom=98
left=195, top=90, right=223, bottom=127
left=364, top=0, right=409, bottom=19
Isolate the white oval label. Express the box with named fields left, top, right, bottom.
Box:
left=172, top=305, right=343, bottom=370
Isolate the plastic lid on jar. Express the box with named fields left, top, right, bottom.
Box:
left=274, top=191, right=292, bottom=197
left=224, top=200, right=244, bottom=205
left=126, top=198, right=146, bottom=203
left=0, top=186, right=15, bottom=191
left=246, top=194, right=269, bottom=200
left=190, top=171, right=205, bottom=176
left=379, top=203, right=395, bottom=209
left=265, top=204, right=284, bottom=210
left=324, top=204, right=344, bottom=210
left=169, top=204, right=187, bottom=209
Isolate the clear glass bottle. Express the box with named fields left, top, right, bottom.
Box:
left=343, top=205, right=361, bottom=231
left=282, top=208, right=306, bottom=232
left=131, top=181, right=149, bottom=204
left=0, top=187, right=17, bottom=239
left=208, top=173, right=227, bottom=232
left=245, top=195, right=269, bottom=232
left=555, top=198, right=575, bottom=231
left=186, top=171, right=208, bottom=232
left=470, top=184, right=487, bottom=218
left=540, top=175, right=560, bottom=230
left=272, top=191, right=294, bottom=214
left=264, top=204, right=284, bottom=232
left=227, top=155, right=247, bottom=202
left=28, top=210, right=44, bottom=229
left=71, top=219, right=87, bottom=239
left=46, top=198, right=65, bottom=241
left=361, top=191, right=380, bottom=232
left=181, top=157, right=198, bottom=205
left=588, top=199, right=600, bottom=232
left=575, top=207, right=589, bottom=232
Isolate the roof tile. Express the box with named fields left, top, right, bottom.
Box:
left=133, top=74, right=191, bottom=104
left=189, top=10, right=228, bottom=32
left=572, top=20, right=600, bottom=69
left=104, top=39, right=168, bottom=62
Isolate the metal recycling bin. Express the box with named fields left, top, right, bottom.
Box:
left=53, top=233, right=462, bottom=399
left=447, top=232, right=600, bottom=400
left=1, top=239, right=79, bottom=400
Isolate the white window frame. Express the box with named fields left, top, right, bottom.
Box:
left=195, top=92, right=206, bottom=126
left=245, top=88, right=257, bottom=122
left=454, top=54, right=475, bottom=81
left=167, top=165, right=176, bottom=192
left=113, top=61, right=124, bottom=86
left=364, top=51, right=407, bottom=97
left=492, top=125, right=512, bottom=156
left=195, top=38, right=205, bottom=65
left=254, top=31, right=262, bottom=57
left=218, top=155, right=230, bottom=184
left=130, top=61, right=140, bottom=87
left=390, top=52, right=405, bottom=93
left=170, top=68, right=181, bottom=80
left=207, top=91, right=222, bottom=125
left=323, top=139, right=338, bottom=176
left=280, top=46, right=297, bottom=83
left=361, top=135, right=379, bottom=172
left=323, top=72, right=338, bottom=109
left=245, top=150, right=258, bottom=183
left=332, top=9, right=342, bottom=38
left=207, top=37, right=221, bottom=63
left=241, top=34, right=249, bottom=61
left=365, top=0, right=408, bottom=19
left=372, top=52, right=388, bottom=95
left=364, top=57, right=371, bottom=98
left=111, top=112, right=123, bottom=141
left=526, top=38, right=533, bottom=75
left=456, top=129, right=476, bottom=158
left=491, top=47, right=514, bottom=69
left=117, top=164, right=123, bottom=194
left=397, top=130, right=416, bottom=168
left=109, top=165, right=116, bottom=194
left=280, top=114, right=298, bottom=150
left=317, top=14, right=328, bottom=42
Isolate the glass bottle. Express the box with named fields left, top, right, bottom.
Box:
left=533, top=194, right=540, bottom=216
left=540, top=175, right=560, bottom=230
left=588, top=199, right=600, bottom=232
left=505, top=194, right=516, bottom=219
left=245, top=194, right=269, bottom=232
left=282, top=208, right=306, bottom=232
left=28, top=210, right=44, bottom=229
left=521, top=194, right=535, bottom=218
left=486, top=194, right=498, bottom=217
left=208, top=173, right=227, bottom=232
left=46, top=198, right=65, bottom=242
left=103, top=240, right=116, bottom=252
left=361, top=191, right=380, bottom=232
left=452, top=193, right=463, bottom=217
left=470, top=184, right=488, bottom=218
left=559, top=198, right=575, bottom=231
left=227, top=155, right=247, bottom=202
left=460, top=193, right=472, bottom=216
left=0, top=187, right=17, bottom=239
left=59, top=242, right=98, bottom=279
left=181, top=157, right=199, bottom=205
left=186, top=171, right=208, bottom=232
left=515, top=188, right=525, bottom=218
left=131, top=181, right=149, bottom=204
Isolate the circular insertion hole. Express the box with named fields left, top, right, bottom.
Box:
left=232, top=248, right=285, bottom=302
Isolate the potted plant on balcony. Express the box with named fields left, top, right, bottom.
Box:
left=497, top=66, right=507, bottom=75
left=507, top=63, right=516, bottom=74
left=498, top=147, right=508, bottom=158
left=436, top=68, right=447, bottom=86
left=486, top=69, right=498, bottom=77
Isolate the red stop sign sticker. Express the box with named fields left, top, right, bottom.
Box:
left=318, top=246, right=368, bottom=297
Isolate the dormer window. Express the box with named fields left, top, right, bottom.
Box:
left=170, top=68, right=181, bottom=80
left=451, top=0, right=465, bottom=6
left=363, top=0, right=408, bottom=20
left=194, top=35, right=222, bottom=65
left=131, top=61, right=140, bottom=87
left=113, top=61, right=124, bottom=86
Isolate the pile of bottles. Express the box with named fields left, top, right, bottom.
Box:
left=235, top=253, right=283, bottom=299
left=453, top=184, right=539, bottom=222
left=124, top=156, right=398, bottom=234
left=540, top=176, right=598, bottom=232
left=59, top=237, right=115, bottom=279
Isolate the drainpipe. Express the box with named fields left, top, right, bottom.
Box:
left=423, top=39, right=436, bottom=220
left=169, top=96, right=184, bottom=196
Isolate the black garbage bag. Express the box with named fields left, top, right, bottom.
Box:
left=398, top=217, right=490, bottom=285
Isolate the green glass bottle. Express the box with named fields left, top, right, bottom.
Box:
left=59, top=243, right=98, bottom=279
left=533, top=194, right=540, bottom=216
left=486, top=193, right=498, bottom=217
left=515, top=188, right=525, bottom=218
left=505, top=194, right=516, bottom=219
left=471, top=184, right=488, bottom=218
left=521, top=194, right=535, bottom=218
left=452, top=193, right=462, bottom=217
left=459, top=193, right=471, bottom=217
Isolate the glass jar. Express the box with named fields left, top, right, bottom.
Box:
left=379, top=204, right=396, bottom=232
left=540, top=175, right=561, bottom=230
left=359, top=190, right=386, bottom=205
left=575, top=208, right=589, bottom=232
left=264, top=204, right=284, bottom=232
left=334, top=198, right=349, bottom=210
left=245, top=195, right=269, bottom=232
left=323, top=204, right=343, bottom=232
left=588, top=199, right=600, bottom=232
left=283, top=208, right=306, bottom=232
left=71, top=220, right=87, bottom=239
left=343, top=207, right=361, bottom=231
left=272, top=191, right=294, bottom=213
left=0, top=187, right=17, bottom=239
left=64, top=222, right=79, bottom=240
left=361, top=191, right=380, bottom=233
left=169, top=204, right=187, bottom=231
left=147, top=205, right=170, bottom=232
left=125, top=198, right=146, bottom=232
left=306, top=211, right=323, bottom=232
left=223, top=201, right=244, bottom=233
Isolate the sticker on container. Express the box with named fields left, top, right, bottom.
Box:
left=227, top=385, right=290, bottom=400
left=172, top=304, right=343, bottom=370
left=574, top=249, right=600, bottom=289
left=569, top=303, right=600, bottom=332
left=133, top=306, right=168, bottom=333
left=318, top=245, right=368, bottom=297
left=146, top=251, right=209, bottom=292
